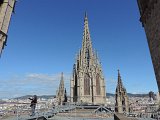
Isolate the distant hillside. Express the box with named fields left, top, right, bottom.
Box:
left=106, top=93, right=115, bottom=97
left=127, top=93, right=149, bottom=97
left=106, top=93, right=149, bottom=97
left=14, top=95, right=56, bottom=100
left=14, top=93, right=149, bottom=100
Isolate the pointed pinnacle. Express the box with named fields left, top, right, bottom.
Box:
left=118, top=69, right=120, bottom=76
left=61, top=72, right=64, bottom=81
left=84, top=11, right=88, bottom=20
left=118, top=69, right=122, bottom=79
left=117, top=69, right=124, bottom=90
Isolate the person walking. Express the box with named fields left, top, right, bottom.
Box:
left=28, top=95, right=37, bottom=116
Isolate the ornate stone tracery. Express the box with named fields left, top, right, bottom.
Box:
left=84, top=73, right=90, bottom=95
left=70, top=13, right=106, bottom=105
left=96, top=74, right=101, bottom=95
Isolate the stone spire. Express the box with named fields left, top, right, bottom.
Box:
left=70, top=13, right=106, bottom=105
left=117, top=69, right=124, bottom=92
left=56, top=72, right=65, bottom=105
left=81, top=12, right=93, bottom=67
left=82, top=12, right=92, bottom=48
left=59, top=72, right=64, bottom=90
left=115, top=70, right=129, bottom=113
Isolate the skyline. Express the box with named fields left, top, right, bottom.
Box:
left=0, top=0, right=158, bottom=99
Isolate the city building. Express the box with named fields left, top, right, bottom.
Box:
left=137, top=0, right=160, bottom=93
left=0, top=0, right=16, bottom=56
left=115, top=70, right=129, bottom=113
left=56, top=73, right=67, bottom=105
left=70, top=13, right=106, bottom=105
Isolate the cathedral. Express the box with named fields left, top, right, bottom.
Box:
left=115, top=70, right=129, bottom=113
left=70, top=13, right=106, bottom=105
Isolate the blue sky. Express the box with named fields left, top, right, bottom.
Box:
left=0, top=0, right=158, bottom=99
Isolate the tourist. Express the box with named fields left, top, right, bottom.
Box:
left=28, top=95, right=37, bottom=116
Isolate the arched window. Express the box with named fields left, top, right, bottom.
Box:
left=96, top=74, right=101, bottom=95
left=84, top=74, right=90, bottom=95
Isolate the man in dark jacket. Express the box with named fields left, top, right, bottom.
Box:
left=28, top=95, right=37, bottom=116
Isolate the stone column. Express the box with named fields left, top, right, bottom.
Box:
left=0, top=0, right=16, bottom=54
left=117, top=96, right=123, bottom=113
left=70, top=79, right=74, bottom=102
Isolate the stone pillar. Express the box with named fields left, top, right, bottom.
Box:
left=77, top=74, right=80, bottom=103
left=70, top=79, right=74, bottom=102
left=117, top=96, right=123, bottom=113
left=137, top=0, right=160, bottom=93
left=102, top=78, right=106, bottom=104
left=92, top=74, right=96, bottom=104
left=125, top=96, right=129, bottom=113
left=0, top=0, right=16, bottom=55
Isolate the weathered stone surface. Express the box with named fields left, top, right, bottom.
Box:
left=70, top=13, right=106, bottom=105
left=56, top=73, right=67, bottom=105
left=115, top=70, right=129, bottom=113
left=0, top=0, right=16, bottom=55
left=137, top=0, right=160, bottom=93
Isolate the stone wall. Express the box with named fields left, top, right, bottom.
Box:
left=137, top=0, right=160, bottom=92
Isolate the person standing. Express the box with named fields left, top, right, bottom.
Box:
left=28, top=95, right=37, bottom=116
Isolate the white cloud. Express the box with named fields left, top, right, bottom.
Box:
left=0, top=73, right=71, bottom=99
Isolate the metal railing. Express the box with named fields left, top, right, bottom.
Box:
left=1, top=101, right=160, bottom=120
left=0, top=102, right=53, bottom=120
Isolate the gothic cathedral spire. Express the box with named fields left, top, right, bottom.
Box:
left=56, top=72, right=66, bottom=105
left=70, top=13, right=106, bottom=105
left=117, top=69, right=123, bottom=91
left=115, top=70, right=129, bottom=113
left=82, top=12, right=93, bottom=56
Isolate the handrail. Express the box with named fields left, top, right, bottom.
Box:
left=0, top=101, right=159, bottom=119
left=0, top=102, right=53, bottom=119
